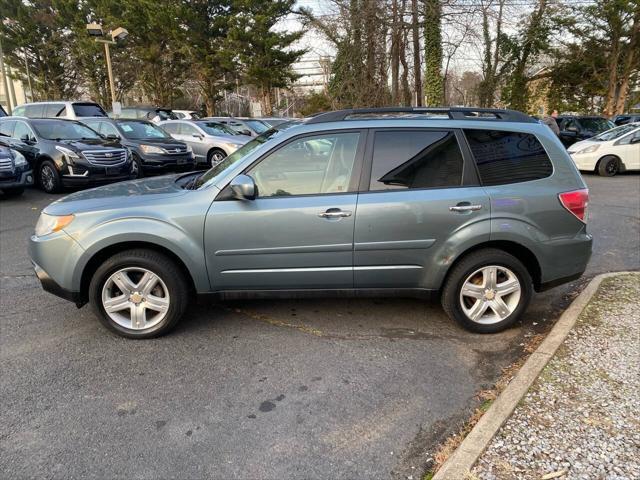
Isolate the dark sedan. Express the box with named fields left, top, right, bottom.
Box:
left=0, top=145, right=34, bottom=197
left=82, top=118, right=194, bottom=177
left=0, top=117, right=132, bottom=193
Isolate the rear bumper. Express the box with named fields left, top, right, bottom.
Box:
left=536, top=232, right=592, bottom=291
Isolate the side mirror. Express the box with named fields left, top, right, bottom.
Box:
left=229, top=174, right=256, bottom=200
left=20, top=133, right=34, bottom=144
left=106, top=134, right=119, bottom=140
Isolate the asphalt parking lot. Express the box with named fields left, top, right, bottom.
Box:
left=1, top=173, right=638, bottom=479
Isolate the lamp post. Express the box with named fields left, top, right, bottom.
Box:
left=86, top=24, right=128, bottom=108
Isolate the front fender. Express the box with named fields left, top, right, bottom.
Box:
left=69, top=217, right=210, bottom=293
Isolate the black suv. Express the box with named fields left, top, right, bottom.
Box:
left=0, top=118, right=132, bottom=193
left=556, top=115, right=614, bottom=146
left=612, top=114, right=640, bottom=126
left=81, top=118, right=194, bottom=177
left=0, top=145, right=34, bottom=197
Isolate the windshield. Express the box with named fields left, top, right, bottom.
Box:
left=193, top=123, right=302, bottom=189
left=118, top=120, right=170, bottom=139
left=593, top=123, right=638, bottom=141
left=243, top=119, right=269, bottom=134
left=579, top=118, right=614, bottom=132
left=196, top=121, right=239, bottom=136
left=32, top=120, right=101, bottom=140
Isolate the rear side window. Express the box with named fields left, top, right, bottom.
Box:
left=464, top=130, right=553, bottom=186
left=72, top=103, right=107, bottom=117
left=24, top=104, right=45, bottom=118
left=45, top=103, right=66, bottom=117
left=369, top=130, right=463, bottom=191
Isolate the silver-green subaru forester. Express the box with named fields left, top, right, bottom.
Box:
left=29, top=108, right=592, bottom=339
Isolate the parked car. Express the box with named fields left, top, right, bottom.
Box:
left=204, top=117, right=270, bottom=137
left=81, top=118, right=194, bottom=178
left=0, top=117, right=132, bottom=193
left=567, top=122, right=640, bottom=176
left=11, top=101, right=108, bottom=120
left=173, top=110, right=201, bottom=120
left=158, top=119, right=250, bottom=167
left=612, top=114, right=640, bottom=126
left=0, top=145, right=34, bottom=197
left=556, top=115, right=615, bottom=146
left=115, top=106, right=178, bottom=124
left=258, top=117, right=289, bottom=127
left=29, top=107, right=592, bottom=339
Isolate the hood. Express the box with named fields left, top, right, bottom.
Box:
left=567, top=138, right=598, bottom=153
left=45, top=174, right=188, bottom=215
left=55, top=138, right=123, bottom=151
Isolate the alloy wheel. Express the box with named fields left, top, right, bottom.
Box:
left=101, top=267, right=170, bottom=330
left=41, top=165, right=55, bottom=192
left=211, top=151, right=225, bottom=166
left=459, top=265, right=521, bottom=325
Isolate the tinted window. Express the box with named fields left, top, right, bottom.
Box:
left=24, top=104, right=45, bottom=118
left=249, top=132, right=360, bottom=197
left=369, top=130, right=463, bottom=190
left=72, top=103, right=107, bottom=117
left=578, top=118, right=613, bottom=132
left=464, top=130, right=553, bottom=186
left=0, top=120, right=15, bottom=137
left=44, top=103, right=66, bottom=117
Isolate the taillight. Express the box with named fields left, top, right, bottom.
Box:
left=559, top=189, right=589, bottom=223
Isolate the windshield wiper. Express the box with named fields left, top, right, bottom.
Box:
left=183, top=172, right=204, bottom=190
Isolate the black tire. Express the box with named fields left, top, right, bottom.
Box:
left=207, top=148, right=226, bottom=167
left=88, top=249, right=190, bottom=339
left=441, top=248, right=533, bottom=333
left=39, top=160, right=62, bottom=193
left=597, top=155, right=620, bottom=177
left=131, top=154, right=144, bottom=178
left=2, top=187, right=25, bottom=197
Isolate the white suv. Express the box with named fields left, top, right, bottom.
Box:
left=11, top=101, right=108, bottom=120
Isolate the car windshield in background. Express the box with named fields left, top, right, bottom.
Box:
left=593, top=123, right=638, bottom=141
left=244, top=119, right=269, bottom=133
left=32, top=120, right=101, bottom=140
left=118, top=121, right=169, bottom=139
left=157, top=110, right=178, bottom=120
left=196, top=122, right=239, bottom=136
left=580, top=118, right=614, bottom=132
left=194, top=122, right=301, bottom=189
left=72, top=103, right=107, bottom=117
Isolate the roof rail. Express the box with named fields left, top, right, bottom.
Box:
left=306, top=107, right=536, bottom=124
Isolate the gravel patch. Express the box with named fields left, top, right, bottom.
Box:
left=472, top=274, right=640, bottom=480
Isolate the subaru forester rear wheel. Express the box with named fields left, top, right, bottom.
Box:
left=89, top=249, right=189, bottom=338
left=441, top=249, right=532, bottom=333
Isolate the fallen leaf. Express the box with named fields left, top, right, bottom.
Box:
left=541, top=469, right=568, bottom=480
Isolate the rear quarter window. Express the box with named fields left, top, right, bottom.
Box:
left=464, top=129, right=553, bottom=186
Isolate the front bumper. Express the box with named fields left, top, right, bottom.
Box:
left=61, top=161, right=133, bottom=187
left=29, top=230, right=85, bottom=304
left=138, top=152, right=195, bottom=171
left=569, top=152, right=599, bottom=171
left=0, top=169, right=34, bottom=189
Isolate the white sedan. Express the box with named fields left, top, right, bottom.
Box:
left=567, top=122, right=640, bottom=176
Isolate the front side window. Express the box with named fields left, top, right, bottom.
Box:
left=13, top=121, right=35, bottom=141
left=196, top=121, right=238, bottom=136
left=248, top=132, right=360, bottom=197
left=12, top=106, right=25, bottom=117
left=160, top=123, right=178, bottom=134
left=179, top=123, right=199, bottom=136
left=369, top=130, right=463, bottom=191
left=593, top=123, right=637, bottom=141
left=464, top=129, right=553, bottom=186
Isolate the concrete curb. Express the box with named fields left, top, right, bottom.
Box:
left=432, top=271, right=636, bottom=480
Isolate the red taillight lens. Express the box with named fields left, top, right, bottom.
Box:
left=559, top=189, right=589, bottom=222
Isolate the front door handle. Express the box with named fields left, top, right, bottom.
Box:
left=318, top=208, right=352, bottom=218
left=449, top=204, right=482, bottom=212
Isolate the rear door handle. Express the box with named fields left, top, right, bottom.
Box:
left=449, top=204, right=482, bottom=212
left=318, top=209, right=352, bottom=218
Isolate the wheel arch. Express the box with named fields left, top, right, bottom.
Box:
left=79, top=241, right=198, bottom=303
left=442, top=240, right=542, bottom=292
left=595, top=154, right=624, bottom=172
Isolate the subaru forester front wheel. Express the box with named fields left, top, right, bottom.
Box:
left=89, top=249, right=190, bottom=338
left=441, top=248, right=532, bottom=333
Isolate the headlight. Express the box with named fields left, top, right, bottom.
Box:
left=55, top=146, right=80, bottom=162
left=140, top=144, right=165, bottom=154
left=34, top=213, right=75, bottom=237
left=12, top=150, right=28, bottom=166
left=224, top=142, right=242, bottom=151
left=185, top=145, right=193, bottom=153
left=575, top=144, right=599, bottom=154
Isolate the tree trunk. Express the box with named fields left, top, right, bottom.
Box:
left=391, top=0, right=400, bottom=104
left=400, top=22, right=412, bottom=106
left=614, top=9, right=639, bottom=115
left=423, top=0, right=443, bottom=106
left=411, top=0, right=422, bottom=106
left=261, top=86, right=272, bottom=116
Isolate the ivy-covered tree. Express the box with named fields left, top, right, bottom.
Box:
left=423, top=0, right=443, bottom=106
left=230, top=0, right=305, bottom=115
